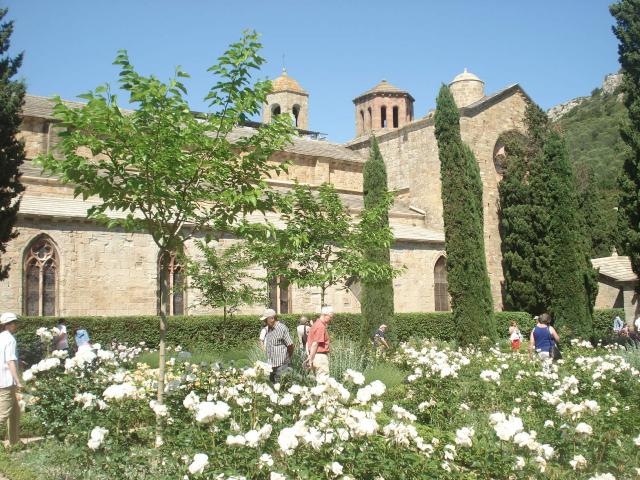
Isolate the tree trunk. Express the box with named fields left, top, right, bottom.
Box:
left=156, top=248, right=170, bottom=446
left=320, top=285, right=326, bottom=307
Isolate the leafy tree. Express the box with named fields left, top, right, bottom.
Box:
left=246, top=182, right=398, bottom=309
left=185, top=241, right=267, bottom=321
left=360, top=137, right=394, bottom=343
left=434, top=85, right=495, bottom=344
left=611, top=0, right=640, bottom=288
left=0, top=8, right=25, bottom=281
left=36, top=32, right=295, bottom=416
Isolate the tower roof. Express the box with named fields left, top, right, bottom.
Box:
left=270, top=68, right=308, bottom=95
left=450, top=68, right=484, bottom=84
left=354, top=79, right=414, bottom=102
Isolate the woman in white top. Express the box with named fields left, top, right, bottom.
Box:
left=509, top=321, right=522, bottom=351
left=296, top=316, right=310, bottom=352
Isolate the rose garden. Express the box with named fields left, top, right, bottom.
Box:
left=2, top=2, right=640, bottom=479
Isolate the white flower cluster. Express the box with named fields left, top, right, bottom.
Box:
left=103, top=383, right=142, bottom=401
left=226, top=423, right=272, bottom=447
left=399, top=343, right=471, bottom=381
left=454, top=426, right=475, bottom=448
left=343, top=369, right=365, bottom=385
left=188, top=453, right=209, bottom=474
left=36, top=326, right=60, bottom=343
left=480, top=369, right=501, bottom=383
left=73, top=392, right=106, bottom=410
left=87, top=426, right=108, bottom=450
left=194, top=401, right=231, bottom=423
left=22, top=357, right=60, bottom=382
left=556, top=399, right=600, bottom=420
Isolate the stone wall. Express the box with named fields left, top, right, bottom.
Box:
left=594, top=277, right=623, bottom=310
left=349, top=89, right=530, bottom=310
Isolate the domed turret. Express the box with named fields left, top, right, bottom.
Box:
left=263, top=68, right=309, bottom=130
left=448, top=68, right=485, bottom=108
left=353, top=80, right=415, bottom=137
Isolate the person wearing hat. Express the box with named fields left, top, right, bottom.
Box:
left=0, top=312, right=21, bottom=445
left=260, top=308, right=294, bottom=384
left=304, top=306, right=334, bottom=378
left=372, top=324, right=390, bottom=351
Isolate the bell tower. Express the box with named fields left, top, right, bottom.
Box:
left=353, top=80, right=415, bottom=138
left=263, top=68, right=309, bottom=130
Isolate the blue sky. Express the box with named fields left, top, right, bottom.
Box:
left=6, top=0, right=620, bottom=143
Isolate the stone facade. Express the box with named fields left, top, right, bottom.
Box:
left=4, top=70, right=628, bottom=319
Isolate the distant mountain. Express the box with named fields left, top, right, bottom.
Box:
left=549, top=73, right=627, bottom=257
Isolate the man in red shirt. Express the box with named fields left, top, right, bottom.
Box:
left=304, top=306, right=334, bottom=378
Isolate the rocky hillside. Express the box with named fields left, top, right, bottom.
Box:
left=550, top=73, right=627, bottom=257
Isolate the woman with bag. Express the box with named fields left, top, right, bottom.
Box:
left=528, top=313, right=560, bottom=366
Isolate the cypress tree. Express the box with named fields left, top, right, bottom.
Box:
left=0, top=8, right=25, bottom=281
left=498, top=131, right=541, bottom=312
left=360, top=136, right=394, bottom=343
left=434, top=85, right=495, bottom=344
left=541, top=131, right=596, bottom=338
left=611, top=0, right=640, bottom=286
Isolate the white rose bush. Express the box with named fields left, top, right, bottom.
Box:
left=22, top=331, right=640, bottom=478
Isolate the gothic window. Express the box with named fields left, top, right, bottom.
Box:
left=159, top=252, right=185, bottom=316
left=392, top=106, right=399, bottom=128
left=434, top=256, right=450, bottom=312
left=292, top=105, right=300, bottom=127
left=381, top=106, right=387, bottom=128
left=24, top=236, right=58, bottom=316
left=268, top=275, right=291, bottom=314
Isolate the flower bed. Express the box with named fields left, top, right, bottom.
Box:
left=21, top=335, right=640, bottom=479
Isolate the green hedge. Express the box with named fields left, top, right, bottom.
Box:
left=15, top=309, right=624, bottom=356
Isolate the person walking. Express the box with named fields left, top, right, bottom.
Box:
left=509, top=321, right=522, bottom=351
left=613, top=315, right=624, bottom=335
left=54, top=318, right=68, bottom=351
left=0, top=312, right=21, bottom=446
left=528, top=313, right=560, bottom=367
left=304, top=306, right=334, bottom=379
left=260, top=309, right=294, bottom=384
left=372, top=324, right=390, bottom=351
left=296, top=316, right=311, bottom=353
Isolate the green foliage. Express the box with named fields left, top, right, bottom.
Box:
left=0, top=7, right=26, bottom=281
left=538, top=130, right=596, bottom=338
left=611, top=0, right=640, bottom=288
left=14, top=310, right=564, bottom=360
left=244, top=182, right=399, bottom=308
left=498, top=128, right=543, bottom=312
left=434, top=85, right=495, bottom=344
left=184, top=241, right=267, bottom=320
left=555, top=89, right=625, bottom=257
left=33, top=31, right=295, bottom=404
left=360, top=136, right=394, bottom=343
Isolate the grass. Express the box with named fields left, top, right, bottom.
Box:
left=363, top=363, right=405, bottom=389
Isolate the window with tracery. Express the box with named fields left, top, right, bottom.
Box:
left=268, top=275, right=291, bottom=314
left=24, top=236, right=58, bottom=316
left=160, top=252, right=185, bottom=316
left=434, top=256, right=450, bottom=312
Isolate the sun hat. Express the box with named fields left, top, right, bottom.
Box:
left=260, top=308, right=277, bottom=321
left=0, top=312, right=18, bottom=325
left=320, top=305, right=334, bottom=315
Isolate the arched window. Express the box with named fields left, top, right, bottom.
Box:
left=434, top=256, right=449, bottom=312
left=268, top=275, right=291, bottom=314
left=493, top=130, right=527, bottom=176
left=360, top=110, right=365, bottom=132
left=367, top=107, right=372, bottom=130
left=392, top=106, right=399, bottom=128
left=381, top=106, right=387, bottom=128
left=24, top=236, right=58, bottom=316
left=271, top=104, right=281, bottom=118
left=159, top=252, right=185, bottom=316
left=292, top=105, right=300, bottom=127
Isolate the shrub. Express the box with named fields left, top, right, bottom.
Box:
left=16, top=309, right=618, bottom=364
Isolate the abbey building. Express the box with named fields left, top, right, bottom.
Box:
left=1, top=68, right=636, bottom=320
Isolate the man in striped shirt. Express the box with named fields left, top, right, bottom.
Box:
left=261, top=308, right=294, bottom=383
